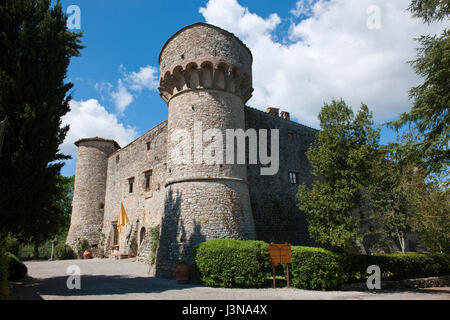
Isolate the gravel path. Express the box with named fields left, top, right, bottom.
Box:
left=8, top=259, right=450, bottom=300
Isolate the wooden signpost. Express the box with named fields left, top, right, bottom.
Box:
left=268, top=243, right=291, bottom=288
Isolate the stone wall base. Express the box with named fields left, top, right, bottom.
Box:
left=342, top=275, right=450, bottom=291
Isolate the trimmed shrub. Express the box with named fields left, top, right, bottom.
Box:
left=193, top=239, right=271, bottom=288
left=6, top=253, right=27, bottom=281
left=346, top=252, right=450, bottom=282
left=290, top=246, right=348, bottom=291
left=54, top=244, right=74, bottom=260
left=192, top=239, right=449, bottom=290
left=5, top=237, right=20, bottom=256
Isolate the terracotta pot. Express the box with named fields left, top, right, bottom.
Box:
left=83, top=250, right=92, bottom=259
left=175, top=263, right=190, bottom=284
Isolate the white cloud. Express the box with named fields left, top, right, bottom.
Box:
left=96, top=65, right=159, bottom=113
left=199, top=0, right=281, bottom=38
left=290, top=0, right=316, bottom=18
left=199, top=0, right=449, bottom=127
left=124, top=65, right=159, bottom=92
left=61, top=99, right=138, bottom=158
left=110, top=79, right=134, bottom=113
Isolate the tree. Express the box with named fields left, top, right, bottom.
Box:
left=365, top=145, right=417, bottom=253
left=24, top=174, right=74, bottom=255
left=389, top=2, right=449, bottom=174
left=367, top=131, right=449, bottom=254
left=297, top=99, right=380, bottom=252
left=409, top=0, right=450, bottom=24
left=408, top=171, right=450, bottom=254
left=56, top=175, right=75, bottom=238
left=0, top=0, right=83, bottom=250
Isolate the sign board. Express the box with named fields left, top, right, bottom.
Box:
left=268, top=243, right=291, bottom=267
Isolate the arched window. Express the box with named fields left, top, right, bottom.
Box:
left=140, top=227, right=146, bottom=245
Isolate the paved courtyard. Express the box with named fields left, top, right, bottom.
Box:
left=9, top=259, right=450, bottom=300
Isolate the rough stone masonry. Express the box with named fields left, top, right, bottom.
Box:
left=66, top=22, right=317, bottom=279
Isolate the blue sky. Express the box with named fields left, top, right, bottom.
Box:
left=58, top=0, right=448, bottom=176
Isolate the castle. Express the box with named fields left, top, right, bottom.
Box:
left=66, top=23, right=317, bottom=278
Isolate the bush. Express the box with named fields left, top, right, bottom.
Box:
left=193, top=239, right=271, bottom=288
left=147, top=226, right=160, bottom=264
left=346, top=252, right=450, bottom=282
left=5, top=237, right=20, bottom=256
left=129, top=237, right=138, bottom=257
left=192, top=240, right=450, bottom=290
left=54, top=244, right=74, bottom=260
left=6, top=253, right=27, bottom=281
left=290, top=246, right=348, bottom=291
left=76, top=239, right=90, bottom=257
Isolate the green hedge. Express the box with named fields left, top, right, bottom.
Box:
left=346, top=252, right=450, bottom=282
left=290, top=246, right=348, bottom=291
left=54, top=244, right=75, bottom=260
left=192, top=239, right=450, bottom=290
left=7, top=253, right=27, bottom=281
left=193, top=239, right=270, bottom=288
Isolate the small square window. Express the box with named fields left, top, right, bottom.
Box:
left=146, top=142, right=151, bottom=151
left=116, top=155, right=120, bottom=163
left=144, top=170, right=152, bottom=190
left=289, top=171, right=298, bottom=184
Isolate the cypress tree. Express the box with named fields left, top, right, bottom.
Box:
left=0, top=0, right=83, bottom=251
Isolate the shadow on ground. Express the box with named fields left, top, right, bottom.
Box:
left=9, top=274, right=202, bottom=300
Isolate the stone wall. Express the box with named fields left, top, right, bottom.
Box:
left=245, top=106, right=317, bottom=246
left=102, top=121, right=168, bottom=261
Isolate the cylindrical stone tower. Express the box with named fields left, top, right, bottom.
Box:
left=156, top=23, right=256, bottom=277
left=66, top=137, right=120, bottom=247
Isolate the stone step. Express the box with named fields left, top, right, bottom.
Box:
left=137, top=231, right=152, bottom=261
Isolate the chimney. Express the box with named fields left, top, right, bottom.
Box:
left=281, top=111, right=290, bottom=121
left=266, top=107, right=279, bottom=117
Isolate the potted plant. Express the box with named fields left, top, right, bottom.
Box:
left=175, top=261, right=190, bottom=284
left=82, top=249, right=92, bottom=259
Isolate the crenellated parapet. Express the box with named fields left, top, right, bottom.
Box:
left=158, top=22, right=253, bottom=105
left=159, top=60, right=253, bottom=103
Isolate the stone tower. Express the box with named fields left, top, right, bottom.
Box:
left=66, top=137, right=120, bottom=247
left=156, top=23, right=257, bottom=277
